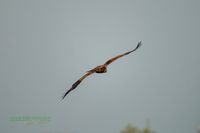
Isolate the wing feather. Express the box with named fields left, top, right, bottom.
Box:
left=62, top=71, right=95, bottom=99
left=104, top=41, right=142, bottom=66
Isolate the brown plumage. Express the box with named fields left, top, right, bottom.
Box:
left=62, top=41, right=142, bottom=99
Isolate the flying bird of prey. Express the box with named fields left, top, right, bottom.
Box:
left=62, top=41, right=142, bottom=99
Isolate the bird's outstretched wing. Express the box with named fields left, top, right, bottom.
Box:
left=62, top=70, right=95, bottom=99
left=104, top=41, right=142, bottom=66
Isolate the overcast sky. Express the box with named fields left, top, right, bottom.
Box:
left=0, top=0, right=200, bottom=133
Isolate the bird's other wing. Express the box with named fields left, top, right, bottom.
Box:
left=62, top=70, right=95, bottom=99
left=104, top=41, right=142, bottom=66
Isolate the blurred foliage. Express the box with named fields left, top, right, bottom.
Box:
left=121, top=124, right=141, bottom=133
left=121, top=123, right=155, bottom=133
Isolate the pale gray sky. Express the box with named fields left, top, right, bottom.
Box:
left=0, top=0, right=200, bottom=133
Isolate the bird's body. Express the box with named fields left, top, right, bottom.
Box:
left=89, top=65, right=107, bottom=73
left=62, top=41, right=142, bottom=99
